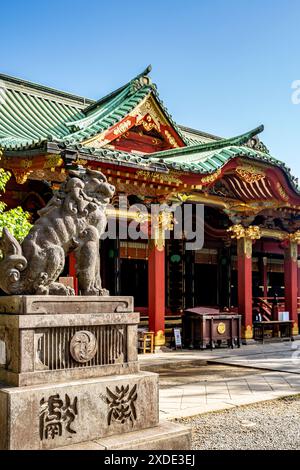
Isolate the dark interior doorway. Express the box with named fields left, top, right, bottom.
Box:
left=268, top=272, right=284, bottom=297
left=120, top=259, right=148, bottom=307
left=194, top=264, right=218, bottom=306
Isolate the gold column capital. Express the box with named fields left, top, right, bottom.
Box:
left=227, top=224, right=261, bottom=241
left=150, top=209, right=175, bottom=251
left=288, top=230, right=300, bottom=244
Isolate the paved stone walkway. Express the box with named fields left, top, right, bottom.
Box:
left=139, top=340, right=300, bottom=419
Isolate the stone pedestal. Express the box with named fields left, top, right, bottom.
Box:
left=0, top=296, right=191, bottom=450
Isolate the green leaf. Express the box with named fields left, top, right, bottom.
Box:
left=0, top=165, right=32, bottom=246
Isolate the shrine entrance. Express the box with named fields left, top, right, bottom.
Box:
left=120, top=258, right=148, bottom=307
left=194, top=263, right=218, bottom=307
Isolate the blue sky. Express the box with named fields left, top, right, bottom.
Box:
left=1, top=0, right=300, bottom=176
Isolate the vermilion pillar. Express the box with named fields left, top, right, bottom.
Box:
left=237, top=237, right=253, bottom=340
left=284, top=241, right=299, bottom=335
left=297, top=258, right=300, bottom=298
left=148, top=239, right=165, bottom=348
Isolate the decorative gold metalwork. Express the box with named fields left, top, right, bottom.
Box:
left=113, top=119, right=132, bottom=136
left=244, top=238, right=253, bottom=258
left=200, top=169, right=221, bottom=184
left=242, top=325, right=253, bottom=340
left=285, top=241, right=298, bottom=262
left=73, top=159, right=88, bottom=166
left=154, top=330, right=165, bottom=347
left=43, top=155, right=63, bottom=169
left=292, top=323, right=299, bottom=335
left=136, top=170, right=182, bottom=185
left=236, top=237, right=253, bottom=258
left=132, top=95, right=181, bottom=149
left=164, top=130, right=179, bottom=148
left=175, top=193, right=190, bottom=203
left=12, top=169, right=32, bottom=184
left=256, top=228, right=286, bottom=240
left=83, top=133, right=110, bottom=148
left=157, top=211, right=174, bottom=231
left=235, top=164, right=265, bottom=184
left=133, top=96, right=166, bottom=131
left=140, top=115, right=158, bottom=132
left=276, top=182, right=289, bottom=202
left=217, top=323, right=226, bottom=335
left=149, top=210, right=175, bottom=250
left=228, top=224, right=261, bottom=240
left=291, top=242, right=298, bottom=262
left=288, top=230, right=300, bottom=243
left=20, top=158, right=33, bottom=169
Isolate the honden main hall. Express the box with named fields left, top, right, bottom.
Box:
left=1, top=66, right=300, bottom=347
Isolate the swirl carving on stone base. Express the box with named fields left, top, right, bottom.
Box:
left=70, top=330, right=97, bottom=363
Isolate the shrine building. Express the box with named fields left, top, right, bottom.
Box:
left=1, top=65, right=300, bottom=347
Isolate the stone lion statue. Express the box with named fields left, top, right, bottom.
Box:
left=0, top=168, right=115, bottom=296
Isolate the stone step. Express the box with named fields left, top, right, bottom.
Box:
left=56, top=421, right=191, bottom=450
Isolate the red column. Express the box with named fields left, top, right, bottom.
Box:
left=148, top=239, right=165, bottom=348
left=297, top=257, right=300, bottom=298
left=237, top=237, right=253, bottom=340
left=284, top=241, right=299, bottom=335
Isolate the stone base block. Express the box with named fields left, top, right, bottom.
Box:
left=0, top=371, right=158, bottom=450
left=0, top=295, right=139, bottom=387
left=56, top=421, right=192, bottom=450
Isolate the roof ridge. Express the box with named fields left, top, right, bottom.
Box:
left=150, top=125, right=265, bottom=159
left=0, top=73, right=94, bottom=106
left=83, top=65, right=152, bottom=114
left=178, top=124, right=222, bottom=141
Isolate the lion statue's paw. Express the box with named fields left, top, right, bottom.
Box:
left=47, top=282, right=75, bottom=296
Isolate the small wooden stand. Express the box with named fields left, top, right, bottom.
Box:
left=138, top=331, right=154, bottom=354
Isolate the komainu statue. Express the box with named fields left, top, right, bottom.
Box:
left=0, top=169, right=115, bottom=296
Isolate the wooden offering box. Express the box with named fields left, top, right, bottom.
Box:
left=182, top=307, right=242, bottom=350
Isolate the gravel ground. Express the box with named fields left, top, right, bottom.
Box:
left=177, top=395, right=300, bottom=450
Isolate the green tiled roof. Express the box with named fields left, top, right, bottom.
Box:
left=0, top=68, right=298, bottom=192
left=178, top=125, right=221, bottom=145
left=0, top=74, right=87, bottom=150
left=0, top=66, right=188, bottom=151
left=148, top=125, right=300, bottom=191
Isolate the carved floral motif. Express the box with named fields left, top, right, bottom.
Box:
left=200, top=169, right=221, bottom=184
left=235, top=165, right=265, bottom=184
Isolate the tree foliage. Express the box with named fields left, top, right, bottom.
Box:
left=0, top=167, right=32, bottom=242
